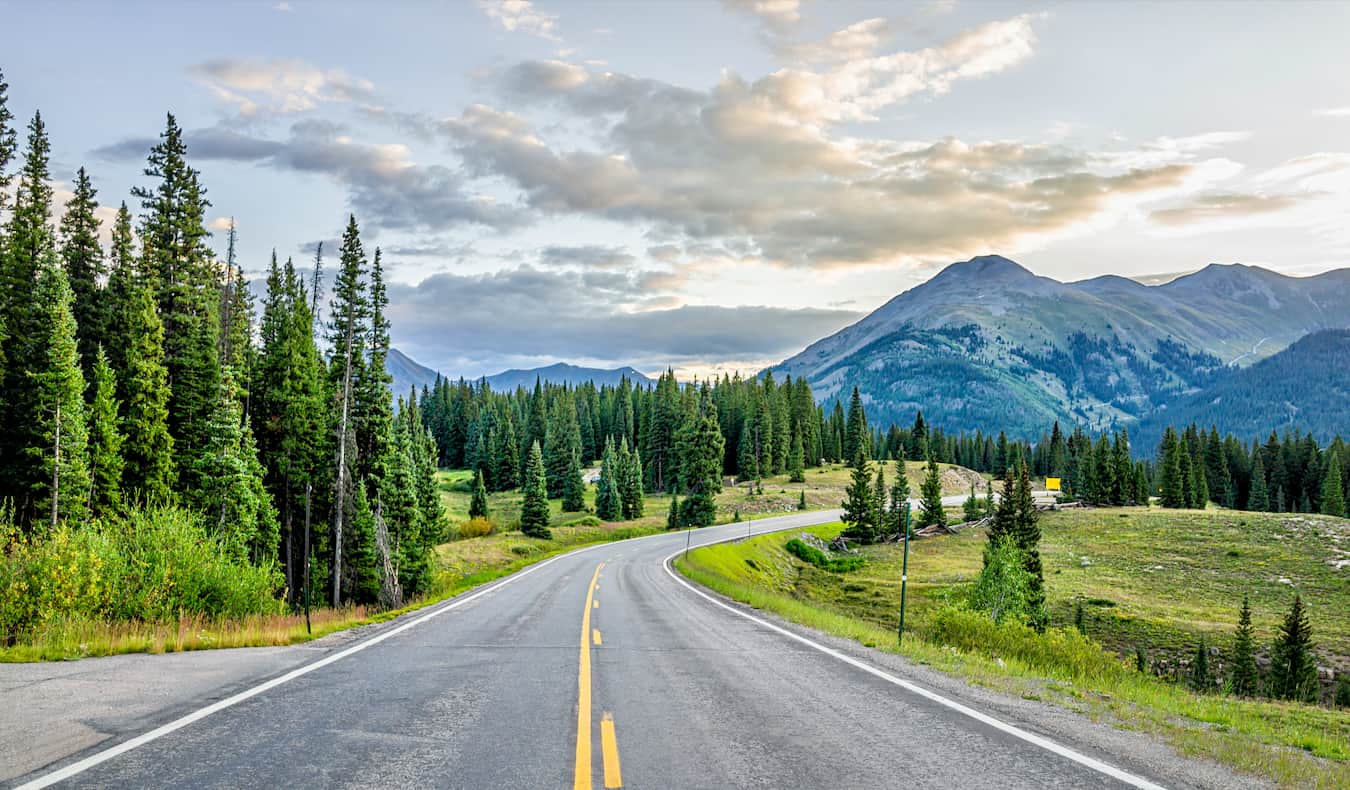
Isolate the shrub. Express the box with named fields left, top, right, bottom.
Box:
left=509, top=544, right=542, bottom=557
left=458, top=517, right=494, bottom=538
left=927, top=605, right=1126, bottom=683
left=561, top=515, right=602, bottom=528
left=0, top=506, right=282, bottom=644
left=784, top=538, right=865, bottom=573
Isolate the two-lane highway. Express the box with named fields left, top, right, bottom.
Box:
left=9, top=509, right=1240, bottom=789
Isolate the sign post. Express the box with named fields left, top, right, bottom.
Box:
left=898, top=502, right=911, bottom=644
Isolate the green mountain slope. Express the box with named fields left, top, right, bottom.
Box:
left=772, top=256, right=1350, bottom=438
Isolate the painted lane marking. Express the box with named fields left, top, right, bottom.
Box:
left=600, top=712, right=622, bottom=788
left=662, top=550, right=1167, bottom=790
left=593, top=629, right=602, bottom=646
left=574, top=562, right=605, bottom=790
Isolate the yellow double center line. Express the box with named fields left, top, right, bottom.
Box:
left=575, top=563, right=622, bottom=789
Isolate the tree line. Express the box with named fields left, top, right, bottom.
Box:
left=0, top=68, right=442, bottom=620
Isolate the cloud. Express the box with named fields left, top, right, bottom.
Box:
left=723, top=0, right=801, bottom=34
left=538, top=244, right=636, bottom=269
left=1149, top=191, right=1314, bottom=226
left=477, top=0, right=560, bottom=41
left=385, top=265, right=860, bottom=376
left=274, top=1, right=292, bottom=11
left=778, top=18, right=893, bottom=64
left=1316, top=107, right=1350, bottom=118
left=208, top=216, right=236, bottom=232
left=452, top=33, right=1213, bottom=268
left=95, top=120, right=529, bottom=233
left=188, top=57, right=375, bottom=117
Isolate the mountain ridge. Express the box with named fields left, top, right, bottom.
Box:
left=772, top=255, right=1350, bottom=438
left=386, top=350, right=652, bottom=396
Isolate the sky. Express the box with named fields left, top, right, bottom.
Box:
left=5, top=0, right=1350, bottom=379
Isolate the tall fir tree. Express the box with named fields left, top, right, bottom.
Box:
left=469, top=469, right=491, bottom=519
left=1268, top=594, right=1319, bottom=702
left=1321, top=452, right=1345, bottom=518
left=676, top=390, right=724, bottom=527
left=58, top=166, right=107, bottom=380
left=193, top=371, right=276, bottom=563
left=102, top=203, right=139, bottom=390
left=887, top=457, right=911, bottom=538
left=594, top=438, right=621, bottom=521
left=0, top=68, right=17, bottom=218
left=787, top=427, right=806, bottom=483
left=0, top=112, right=57, bottom=519
left=134, top=114, right=221, bottom=493
left=520, top=440, right=551, bottom=538
left=988, top=461, right=1045, bottom=630
left=1248, top=453, right=1270, bottom=512
left=354, top=248, right=393, bottom=488
left=561, top=448, right=586, bottom=512
left=619, top=438, right=644, bottom=519
left=85, top=347, right=124, bottom=517
left=1230, top=594, right=1259, bottom=697
left=839, top=450, right=877, bottom=544
left=843, top=386, right=868, bottom=462
left=118, top=278, right=175, bottom=504
left=325, top=216, right=368, bottom=605
left=27, top=263, right=90, bottom=527
left=917, top=453, right=946, bottom=529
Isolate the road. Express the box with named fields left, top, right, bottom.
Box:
left=4, top=507, right=1250, bottom=789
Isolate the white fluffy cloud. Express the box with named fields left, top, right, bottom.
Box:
left=477, top=0, right=560, bottom=41
left=188, top=57, right=376, bottom=118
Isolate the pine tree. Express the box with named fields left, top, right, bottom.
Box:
left=963, top=481, right=983, bottom=522
left=494, top=411, right=520, bottom=491
left=382, top=408, right=428, bottom=595
left=345, top=484, right=381, bottom=605
left=676, top=390, right=724, bottom=527
left=326, top=216, right=368, bottom=606
left=1189, top=636, right=1213, bottom=693
left=887, top=458, right=911, bottom=538
left=354, top=248, right=393, bottom=487
left=561, top=449, right=586, bottom=512
left=843, top=386, right=868, bottom=461
left=520, top=440, right=551, bottom=538
left=101, top=203, right=138, bottom=389
left=469, top=469, right=490, bottom=519
left=594, top=439, right=621, bottom=521
left=134, top=114, right=221, bottom=492
left=27, top=263, right=90, bottom=527
left=1248, top=453, right=1270, bottom=512
left=0, top=112, right=57, bottom=520
left=787, top=428, right=805, bottom=483
left=1159, top=428, right=1185, bottom=508
left=0, top=68, right=16, bottom=217
left=1321, top=453, right=1345, bottom=518
left=86, top=347, right=124, bottom=517
left=1268, top=594, right=1319, bottom=702
left=840, top=450, right=877, bottom=544
left=918, top=453, right=946, bottom=529
left=619, top=439, right=644, bottom=519
left=667, top=493, right=681, bottom=530
left=193, top=371, right=277, bottom=563
left=119, top=280, right=175, bottom=504
left=59, top=166, right=107, bottom=379
left=989, top=461, right=1044, bottom=630
left=1230, top=594, right=1259, bottom=697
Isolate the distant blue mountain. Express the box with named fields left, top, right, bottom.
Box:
left=485, top=363, right=652, bottom=390
left=386, top=350, right=652, bottom=397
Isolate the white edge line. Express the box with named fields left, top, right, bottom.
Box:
left=16, top=510, right=842, bottom=789
left=17, top=548, right=582, bottom=790
left=662, top=545, right=1169, bottom=790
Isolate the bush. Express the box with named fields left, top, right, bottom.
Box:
left=0, top=506, right=282, bottom=643
left=927, top=605, right=1126, bottom=683
left=784, top=538, right=865, bottom=573
left=458, top=517, right=494, bottom=538
left=509, top=544, right=542, bottom=557
left=561, top=515, right=602, bottom=528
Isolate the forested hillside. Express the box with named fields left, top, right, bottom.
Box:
left=1136, top=330, right=1350, bottom=448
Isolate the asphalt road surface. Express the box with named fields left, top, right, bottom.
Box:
left=6, top=506, right=1251, bottom=789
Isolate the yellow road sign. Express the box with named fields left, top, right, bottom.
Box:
left=1046, top=477, right=1062, bottom=491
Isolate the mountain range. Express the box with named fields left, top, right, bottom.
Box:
left=771, top=255, right=1350, bottom=440
left=386, top=350, right=651, bottom=398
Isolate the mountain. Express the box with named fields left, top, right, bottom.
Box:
left=1134, top=329, right=1350, bottom=447
left=387, top=348, right=442, bottom=399
left=771, top=255, right=1350, bottom=438
left=385, top=350, right=652, bottom=397
left=485, top=363, right=652, bottom=390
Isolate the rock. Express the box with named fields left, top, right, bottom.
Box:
left=1080, top=558, right=1092, bottom=567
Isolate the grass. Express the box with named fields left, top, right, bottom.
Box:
left=675, top=508, right=1350, bottom=788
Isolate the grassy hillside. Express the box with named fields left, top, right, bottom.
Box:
left=676, top=507, right=1350, bottom=787
left=436, top=460, right=984, bottom=537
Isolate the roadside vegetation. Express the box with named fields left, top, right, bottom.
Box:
left=676, top=501, right=1350, bottom=787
